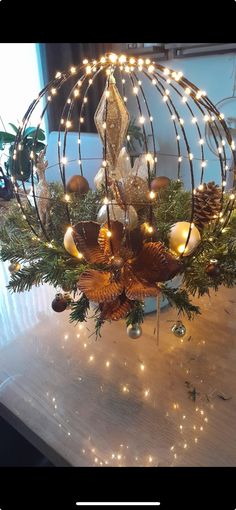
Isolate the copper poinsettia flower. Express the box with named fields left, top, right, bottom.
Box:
left=72, top=220, right=181, bottom=321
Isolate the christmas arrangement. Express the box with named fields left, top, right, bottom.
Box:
left=1, top=53, right=236, bottom=340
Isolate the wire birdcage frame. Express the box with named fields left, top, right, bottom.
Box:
left=10, top=53, right=236, bottom=258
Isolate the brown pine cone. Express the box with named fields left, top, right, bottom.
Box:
left=193, top=181, right=222, bottom=230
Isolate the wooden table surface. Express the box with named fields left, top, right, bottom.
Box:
left=0, top=259, right=236, bottom=467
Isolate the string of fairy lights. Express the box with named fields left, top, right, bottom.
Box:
left=9, top=52, right=236, bottom=259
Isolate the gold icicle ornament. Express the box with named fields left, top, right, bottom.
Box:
left=94, top=74, right=130, bottom=174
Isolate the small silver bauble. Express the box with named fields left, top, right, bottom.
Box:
left=126, top=323, right=142, bottom=339
left=171, top=320, right=186, bottom=337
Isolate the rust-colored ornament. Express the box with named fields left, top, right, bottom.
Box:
left=151, top=176, right=171, bottom=192
left=66, top=175, right=89, bottom=195
left=206, top=260, right=221, bottom=277
left=94, top=75, right=130, bottom=172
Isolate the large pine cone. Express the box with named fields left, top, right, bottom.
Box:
left=193, top=181, right=222, bottom=230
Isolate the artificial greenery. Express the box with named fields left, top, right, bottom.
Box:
left=0, top=123, right=46, bottom=181
left=1, top=179, right=236, bottom=335
left=126, top=117, right=144, bottom=154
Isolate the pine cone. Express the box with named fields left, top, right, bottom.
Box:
left=193, top=181, right=222, bottom=230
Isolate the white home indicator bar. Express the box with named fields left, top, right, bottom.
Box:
left=76, top=504, right=160, bottom=507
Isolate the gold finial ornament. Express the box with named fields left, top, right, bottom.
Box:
left=94, top=74, right=130, bottom=173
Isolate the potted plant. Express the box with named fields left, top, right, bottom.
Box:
left=0, top=123, right=46, bottom=181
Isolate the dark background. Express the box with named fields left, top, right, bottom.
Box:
left=0, top=467, right=235, bottom=510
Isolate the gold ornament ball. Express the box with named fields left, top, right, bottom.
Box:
left=64, top=227, right=80, bottom=258
left=97, top=201, right=138, bottom=230
left=127, top=323, right=142, bottom=339
left=171, top=321, right=186, bottom=337
left=8, top=262, right=21, bottom=273
left=169, top=221, right=201, bottom=256
left=151, top=176, right=171, bottom=192
left=66, top=175, right=89, bottom=195
left=123, top=176, right=149, bottom=210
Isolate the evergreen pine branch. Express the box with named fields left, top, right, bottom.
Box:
left=126, top=300, right=145, bottom=326
left=160, top=285, right=201, bottom=320
left=69, top=294, right=90, bottom=324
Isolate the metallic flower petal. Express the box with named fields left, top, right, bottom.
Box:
left=99, top=294, right=133, bottom=321
left=78, top=269, right=124, bottom=302
left=72, top=221, right=108, bottom=264
left=130, top=242, right=181, bottom=283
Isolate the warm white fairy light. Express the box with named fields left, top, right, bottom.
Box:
left=182, top=96, right=187, bottom=103
left=201, top=161, right=207, bottom=168
left=67, top=98, right=71, bottom=104
left=89, top=79, right=93, bottom=85
left=164, top=68, right=170, bottom=75
left=106, top=361, right=110, bottom=367
left=219, top=113, right=224, bottom=120
left=231, top=141, right=235, bottom=150
left=199, top=138, right=204, bottom=145
left=185, top=87, right=191, bottom=95
left=89, top=355, right=94, bottom=362
left=66, top=120, right=72, bottom=128
left=222, top=180, right=226, bottom=186
left=179, top=118, right=184, bottom=125
left=152, top=78, right=157, bottom=85
left=192, top=117, right=197, bottom=124
left=83, top=59, right=88, bottom=65
left=145, top=58, right=151, bottom=65
left=163, top=95, right=168, bottom=102
left=133, top=86, right=138, bottom=94
left=60, top=119, right=64, bottom=125
left=171, top=114, right=176, bottom=120
left=178, top=156, right=182, bottom=162
left=102, top=122, right=106, bottom=130
left=55, top=71, right=62, bottom=78
left=218, top=147, right=222, bottom=154
left=51, top=88, right=57, bottom=95
left=119, top=55, right=126, bottom=64
left=80, top=117, right=84, bottom=123
left=148, top=64, right=155, bottom=73
left=198, top=184, right=204, bottom=190
left=230, top=193, right=235, bottom=200
left=150, top=116, right=153, bottom=122
left=64, top=194, right=70, bottom=202
left=139, top=116, right=145, bottom=124
left=107, top=230, right=112, bottom=238
left=103, top=197, right=109, bottom=205
left=61, top=156, right=67, bottom=164
left=176, top=135, right=180, bottom=140
left=149, top=191, right=156, bottom=200
left=74, top=89, right=79, bottom=97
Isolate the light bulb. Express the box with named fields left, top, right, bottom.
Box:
left=149, top=191, right=156, bottom=199
left=109, top=53, right=117, bottom=63
left=64, top=194, right=70, bottom=202
left=70, top=66, right=76, bottom=74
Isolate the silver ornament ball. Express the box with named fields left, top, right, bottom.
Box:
left=171, top=320, right=186, bottom=337
left=126, top=323, right=142, bottom=339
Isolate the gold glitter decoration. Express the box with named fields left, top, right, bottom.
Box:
left=94, top=75, right=130, bottom=172
left=123, top=175, right=149, bottom=210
